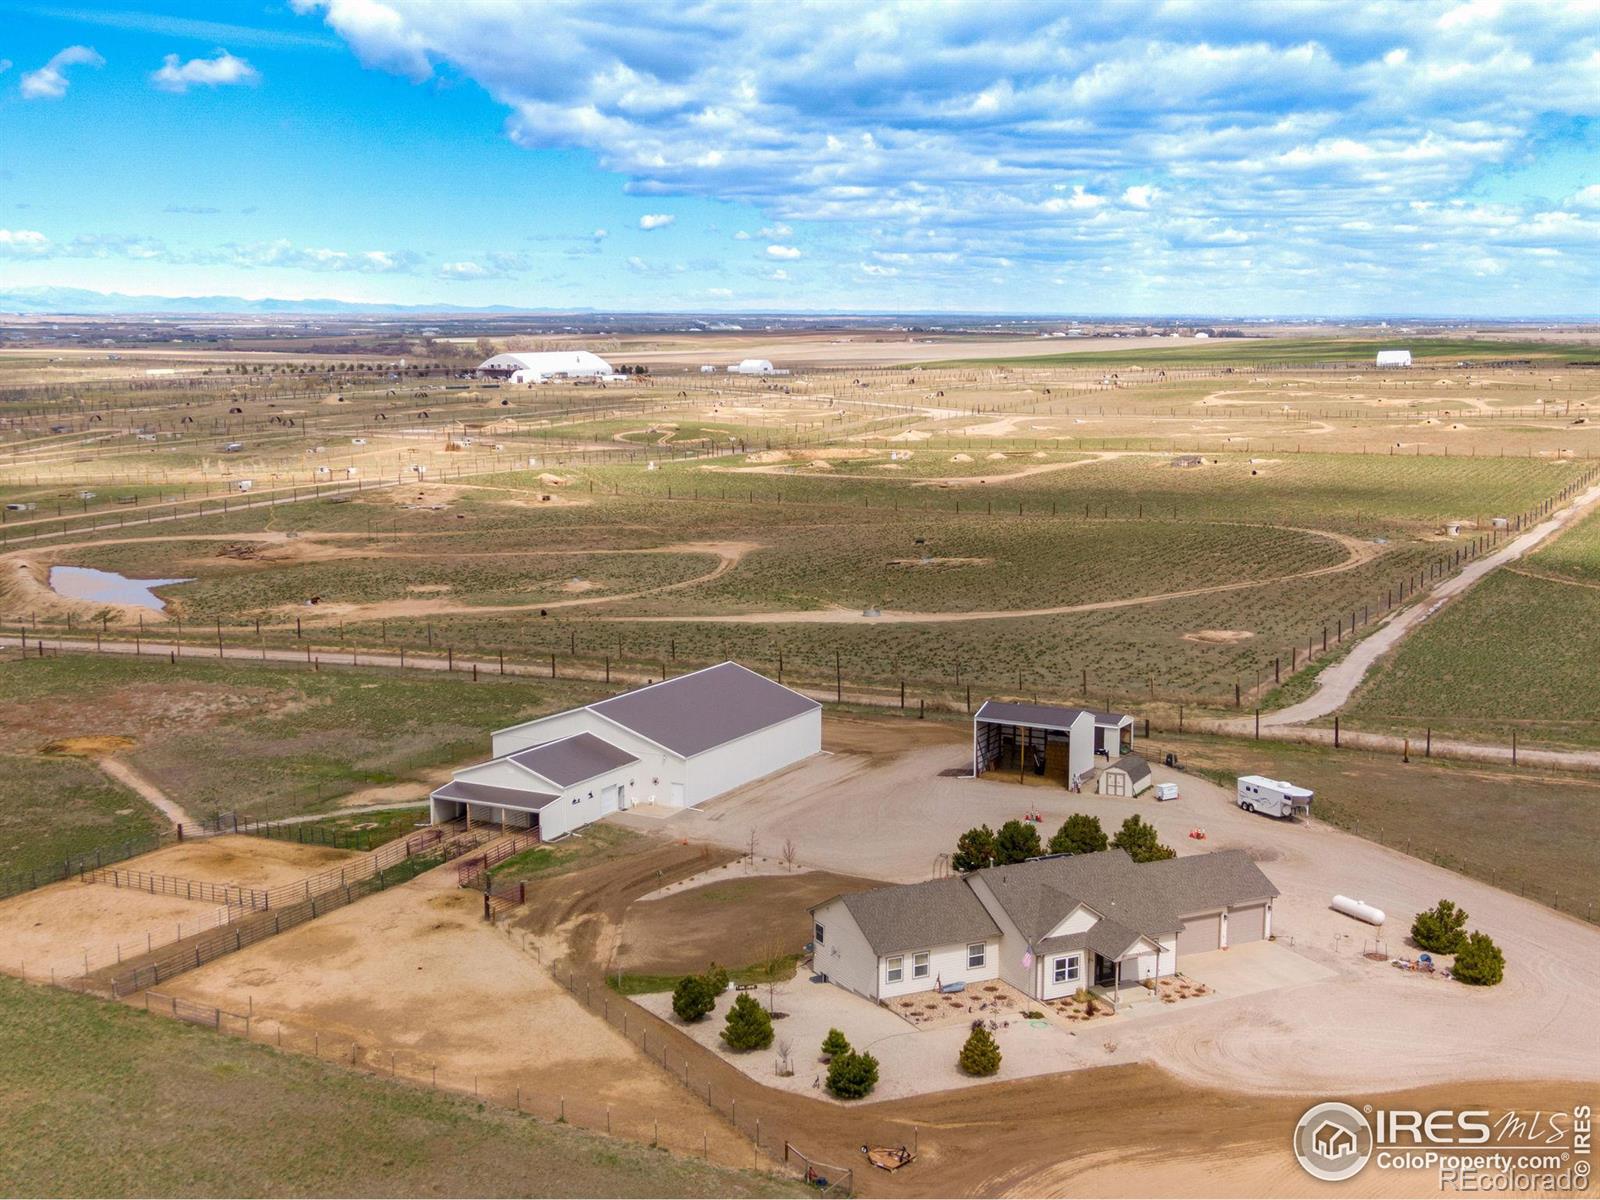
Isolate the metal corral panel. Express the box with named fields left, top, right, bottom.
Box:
left=1177, top=912, right=1222, bottom=955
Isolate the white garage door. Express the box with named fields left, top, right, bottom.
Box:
left=1177, top=912, right=1222, bottom=955
left=1229, top=903, right=1267, bottom=943
left=600, top=785, right=620, bottom=815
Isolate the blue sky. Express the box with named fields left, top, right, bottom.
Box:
left=1, top=0, right=1596, bottom=315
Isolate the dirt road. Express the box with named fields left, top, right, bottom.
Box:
left=1246, top=477, right=1600, bottom=729
left=92, top=755, right=197, bottom=828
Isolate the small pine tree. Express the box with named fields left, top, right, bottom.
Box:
left=721, top=992, right=774, bottom=1051
left=1451, top=931, right=1505, bottom=986
left=952, top=825, right=997, bottom=872
left=1111, top=814, right=1175, bottom=863
left=995, top=819, right=1043, bottom=865
left=825, top=1049, right=880, bottom=1099
left=820, top=1028, right=851, bottom=1061
left=1049, top=813, right=1108, bottom=857
left=671, top=974, right=715, bottom=1023
left=958, top=1024, right=1002, bottom=1077
left=1411, top=899, right=1469, bottom=955
left=702, top=962, right=730, bottom=994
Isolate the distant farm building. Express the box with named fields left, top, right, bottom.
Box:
left=477, top=351, right=614, bottom=382
left=1375, top=349, right=1413, bottom=368
left=728, top=358, right=787, bottom=375
left=429, top=663, right=821, bottom=840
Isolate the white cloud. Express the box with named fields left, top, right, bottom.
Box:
left=706, top=286, right=733, bottom=298
left=767, top=267, right=789, bottom=281
left=151, top=49, right=261, bottom=93
left=439, top=260, right=489, bottom=279
left=766, top=244, right=801, bottom=259
left=20, top=45, right=104, bottom=100
left=286, top=1, right=1600, bottom=311
left=0, top=229, right=51, bottom=255
left=592, top=227, right=608, bottom=240
left=638, top=213, right=675, bottom=230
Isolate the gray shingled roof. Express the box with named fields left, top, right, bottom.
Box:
left=1092, top=710, right=1132, bottom=727
left=508, top=732, right=637, bottom=787
left=827, top=877, right=1000, bottom=958
left=974, top=848, right=1277, bottom=946
left=590, top=662, right=819, bottom=757
left=973, top=699, right=1092, bottom=731
left=1108, top=754, right=1151, bottom=784
left=431, top=779, right=558, bottom=811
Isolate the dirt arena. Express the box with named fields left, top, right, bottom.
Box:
left=157, top=863, right=751, bottom=1166
left=0, top=836, right=358, bottom=983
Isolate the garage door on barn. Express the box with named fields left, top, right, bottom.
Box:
left=1177, top=911, right=1222, bottom=955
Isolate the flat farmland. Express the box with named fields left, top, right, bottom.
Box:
left=1343, top=505, right=1600, bottom=749
left=0, top=655, right=607, bottom=821
left=0, top=752, right=162, bottom=877
left=0, top=976, right=798, bottom=1198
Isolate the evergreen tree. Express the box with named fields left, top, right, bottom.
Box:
left=995, top=818, right=1043, bottom=865
left=826, top=1049, right=880, bottom=1099
left=952, top=825, right=997, bottom=872
left=671, top=974, right=715, bottom=1023
left=820, top=1028, right=851, bottom=1060
left=958, top=1024, right=1002, bottom=1076
left=1411, top=900, right=1469, bottom=955
left=1111, top=814, right=1175, bottom=862
left=721, top=992, right=774, bottom=1051
left=1452, top=931, right=1505, bottom=986
left=1049, top=813, right=1108, bottom=856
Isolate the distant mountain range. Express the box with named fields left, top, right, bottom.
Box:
left=0, top=286, right=557, bottom=315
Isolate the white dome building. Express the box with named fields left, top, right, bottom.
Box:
left=477, top=351, right=615, bottom=382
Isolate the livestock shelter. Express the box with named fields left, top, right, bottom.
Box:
left=431, top=662, right=821, bottom=838
left=1375, top=349, right=1413, bottom=368
left=1097, top=754, right=1153, bottom=797
left=972, top=701, right=1095, bottom=788
left=1092, top=711, right=1136, bottom=757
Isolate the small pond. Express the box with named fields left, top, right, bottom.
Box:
left=48, top=566, right=194, bottom=612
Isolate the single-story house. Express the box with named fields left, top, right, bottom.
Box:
left=429, top=662, right=821, bottom=838
left=1097, top=754, right=1152, bottom=797
left=810, top=848, right=1277, bottom=1004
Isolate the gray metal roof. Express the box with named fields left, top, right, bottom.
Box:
left=431, top=779, right=558, bottom=811
left=1092, top=710, right=1133, bottom=727
left=825, top=877, right=1000, bottom=958
left=508, top=732, right=637, bottom=787
left=973, top=699, right=1093, bottom=732
left=589, top=662, right=819, bottom=757
left=1107, top=754, right=1152, bottom=783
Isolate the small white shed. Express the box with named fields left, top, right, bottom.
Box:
left=1376, top=349, right=1413, bottom=368
left=1097, top=754, right=1153, bottom=797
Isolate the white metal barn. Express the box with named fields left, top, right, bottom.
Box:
left=728, top=358, right=781, bottom=375
left=1097, top=754, right=1153, bottom=797
left=1375, top=349, right=1413, bottom=368
left=972, top=700, right=1096, bottom=788
left=476, top=351, right=615, bottom=381
left=429, top=663, right=821, bottom=839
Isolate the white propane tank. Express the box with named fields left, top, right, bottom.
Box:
left=1332, top=895, right=1386, bottom=925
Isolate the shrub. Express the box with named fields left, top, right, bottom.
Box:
left=721, top=993, right=774, bottom=1051
left=702, top=962, right=730, bottom=994
left=958, top=1025, right=1002, bottom=1077
left=1411, top=899, right=1469, bottom=955
left=1049, top=813, right=1108, bottom=856
left=952, top=825, right=997, bottom=872
left=995, top=819, right=1043, bottom=865
left=671, top=974, right=715, bottom=1023
left=820, top=1028, right=851, bottom=1061
left=1111, top=815, right=1175, bottom=863
left=826, top=1049, right=880, bottom=1099
left=1451, top=931, right=1505, bottom=986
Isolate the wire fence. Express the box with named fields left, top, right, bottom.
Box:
left=0, top=830, right=174, bottom=903
left=81, top=865, right=267, bottom=911
left=205, top=812, right=396, bottom=852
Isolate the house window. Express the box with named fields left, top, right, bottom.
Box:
left=814, top=922, right=825, bottom=946
left=912, top=952, right=930, bottom=979
left=1052, top=954, right=1081, bottom=985
left=967, top=942, right=986, bottom=970
left=885, top=956, right=903, bottom=984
